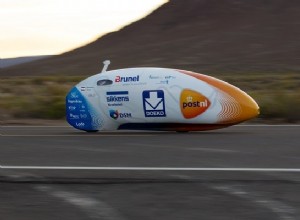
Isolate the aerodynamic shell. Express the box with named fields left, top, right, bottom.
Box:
left=66, top=65, right=259, bottom=132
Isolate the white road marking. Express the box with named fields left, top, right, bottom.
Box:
left=213, top=185, right=296, bottom=220
left=186, top=147, right=237, bottom=153
left=170, top=164, right=298, bottom=220
left=2, top=166, right=300, bottom=172
left=36, top=185, right=124, bottom=220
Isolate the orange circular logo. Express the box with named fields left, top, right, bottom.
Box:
left=180, top=89, right=211, bottom=119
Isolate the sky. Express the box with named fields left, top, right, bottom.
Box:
left=0, top=0, right=168, bottom=58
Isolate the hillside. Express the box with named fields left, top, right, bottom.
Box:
left=2, top=0, right=300, bottom=76
left=0, top=56, right=52, bottom=69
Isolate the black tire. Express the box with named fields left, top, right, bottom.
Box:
left=85, top=130, right=98, bottom=133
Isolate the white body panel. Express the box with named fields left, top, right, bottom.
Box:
left=66, top=68, right=259, bottom=131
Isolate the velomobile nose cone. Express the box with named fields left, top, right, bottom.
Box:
left=213, top=84, right=259, bottom=124
left=178, top=70, right=259, bottom=124
left=237, top=92, right=260, bottom=122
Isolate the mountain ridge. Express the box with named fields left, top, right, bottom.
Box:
left=2, top=0, right=300, bottom=77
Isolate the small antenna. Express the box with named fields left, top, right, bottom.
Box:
left=101, top=60, right=111, bottom=73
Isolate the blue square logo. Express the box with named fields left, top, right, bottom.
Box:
left=142, top=90, right=166, bottom=117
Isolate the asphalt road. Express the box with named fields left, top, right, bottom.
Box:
left=0, top=125, right=300, bottom=220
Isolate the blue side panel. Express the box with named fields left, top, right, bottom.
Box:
left=66, top=87, right=98, bottom=131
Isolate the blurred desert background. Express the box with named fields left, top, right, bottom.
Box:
left=1, top=0, right=300, bottom=124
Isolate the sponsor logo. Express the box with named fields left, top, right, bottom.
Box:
left=164, top=75, right=176, bottom=80
left=75, top=122, right=85, bottom=127
left=70, top=92, right=79, bottom=98
left=68, top=106, right=76, bottom=111
left=69, top=113, right=79, bottom=119
left=106, top=91, right=129, bottom=106
left=158, top=75, right=176, bottom=84
left=115, top=75, right=140, bottom=83
left=79, top=105, right=86, bottom=112
left=156, top=80, right=169, bottom=85
left=142, top=90, right=166, bottom=117
left=109, top=110, right=132, bottom=120
left=67, top=99, right=82, bottom=104
left=148, top=75, right=176, bottom=85
left=149, top=75, right=163, bottom=80
left=149, top=75, right=176, bottom=80
left=109, top=110, right=119, bottom=119
left=68, top=99, right=82, bottom=104
left=81, top=86, right=94, bottom=92
left=80, top=114, right=87, bottom=119
left=180, top=89, right=210, bottom=119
